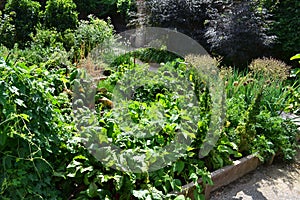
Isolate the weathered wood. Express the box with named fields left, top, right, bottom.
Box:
left=178, top=154, right=261, bottom=199
left=204, top=154, right=260, bottom=199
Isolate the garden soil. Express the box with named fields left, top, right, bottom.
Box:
left=210, top=148, right=300, bottom=200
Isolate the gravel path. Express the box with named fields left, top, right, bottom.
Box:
left=210, top=150, right=300, bottom=200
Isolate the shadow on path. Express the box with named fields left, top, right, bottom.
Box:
left=210, top=149, right=300, bottom=200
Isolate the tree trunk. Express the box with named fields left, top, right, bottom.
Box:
left=135, top=0, right=146, bottom=47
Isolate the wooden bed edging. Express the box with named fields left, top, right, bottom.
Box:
left=178, top=154, right=261, bottom=199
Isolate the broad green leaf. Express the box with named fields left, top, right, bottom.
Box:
left=87, top=182, right=98, bottom=198
left=53, top=171, right=66, bottom=179
left=174, top=161, right=185, bottom=174
left=193, top=190, right=205, bottom=200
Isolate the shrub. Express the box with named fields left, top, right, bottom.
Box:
left=205, top=1, right=275, bottom=68
left=117, top=0, right=136, bottom=21
left=146, top=0, right=284, bottom=68
left=72, top=0, right=116, bottom=18
left=146, top=0, right=210, bottom=46
left=73, top=15, right=115, bottom=60
left=73, top=0, right=103, bottom=19
left=3, top=28, right=73, bottom=69
left=72, top=0, right=135, bottom=20
left=43, top=0, right=78, bottom=32
left=4, top=0, right=41, bottom=48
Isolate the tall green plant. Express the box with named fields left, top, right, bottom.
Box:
left=4, top=0, right=41, bottom=48
left=43, top=0, right=78, bottom=32
left=73, top=15, right=114, bottom=60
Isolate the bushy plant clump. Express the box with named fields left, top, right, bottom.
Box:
left=0, top=57, right=75, bottom=198
left=205, top=1, right=275, bottom=67
left=43, top=0, right=78, bottom=32
left=0, top=15, right=115, bottom=70
left=3, top=0, right=41, bottom=48
left=220, top=57, right=298, bottom=162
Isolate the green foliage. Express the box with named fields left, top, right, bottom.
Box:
left=72, top=0, right=135, bottom=19
left=0, top=57, right=75, bottom=198
left=73, top=15, right=115, bottom=60
left=72, top=53, right=214, bottom=198
left=291, top=54, right=300, bottom=62
left=73, top=0, right=103, bottom=18
left=0, top=42, right=299, bottom=199
left=0, top=11, right=15, bottom=48
left=117, top=0, right=135, bottom=18
left=43, top=0, right=78, bottom=32
left=253, top=111, right=298, bottom=161
left=290, top=53, right=300, bottom=85
left=110, top=48, right=182, bottom=68
left=270, top=0, right=300, bottom=61
left=26, top=28, right=72, bottom=68
left=4, top=0, right=41, bottom=48
left=1, top=28, right=72, bottom=70
left=221, top=60, right=299, bottom=163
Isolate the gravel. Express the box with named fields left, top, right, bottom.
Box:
left=210, top=150, right=300, bottom=200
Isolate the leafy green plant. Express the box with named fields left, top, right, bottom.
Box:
left=43, top=0, right=78, bottom=32
left=220, top=58, right=299, bottom=163
left=4, top=0, right=41, bottom=48
left=117, top=0, right=136, bottom=19
left=0, top=56, right=79, bottom=199
left=73, top=15, right=115, bottom=60
left=71, top=51, right=216, bottom=198
left=253, top=111, right=298, bottom=162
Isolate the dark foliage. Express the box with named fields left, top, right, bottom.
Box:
left=4, top=0, right=41, bottom=48
left=73, top=0, right=114, bottom=19
left=270, top=0, right=300, bottom=62
left=205, top=1, right=275, bottom=68
left=146, top=0, right=210, bottom=48
left=146, top=0, right=276, bottom=68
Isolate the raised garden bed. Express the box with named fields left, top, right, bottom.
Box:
left=175, top=154, right=261, bottom=199
left=175, top=113, right=300, bottom=200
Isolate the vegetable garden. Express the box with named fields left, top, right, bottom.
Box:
left=0, top=0, right=299, bottom=199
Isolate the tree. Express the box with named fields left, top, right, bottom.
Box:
left=146, top=0, right=277, bottom=68
left=205, top=1, right=275, bottom=68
